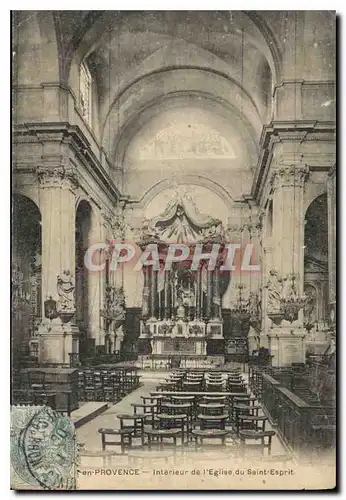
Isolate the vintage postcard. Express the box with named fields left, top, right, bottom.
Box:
left=11, top=10, right=336, bottom=490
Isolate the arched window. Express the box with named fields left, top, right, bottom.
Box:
left=80, top=62, right=92, bottom=126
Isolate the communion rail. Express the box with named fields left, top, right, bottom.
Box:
left=250, top=366, right=336, bottom=458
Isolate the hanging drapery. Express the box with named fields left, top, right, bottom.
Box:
left=145, top=196, right=223, bottom=244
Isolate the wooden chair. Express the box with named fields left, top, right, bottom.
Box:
left=198, top=403, right=226, bottom=416
left=156, top=413, right=189, bottom=443
left=182, top=381, right=201, bottom=392
left=117, top=413, right=146, bottom=446
left=239, top=429, right=276, bottom=456
left=197, top=413, right=229, bottom=431
left=98, top=428, right=133, bottom=453
left=145, top=428, right=181, bottom=449
left=232, top=403, right=261, bottom=428
left=131, top=402, right=157, bottom=426
left=192, top=429, right=229, bottom=447
left=237, top=414, right=268, bottom=434
left=206, top=385, right=225, bottom=394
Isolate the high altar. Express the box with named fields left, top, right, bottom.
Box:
left=136, top=196, right=226, bottom=369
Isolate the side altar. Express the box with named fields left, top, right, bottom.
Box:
left=135, top=195, right=226, bottom=369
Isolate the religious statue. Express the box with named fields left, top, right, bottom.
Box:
left=303, top=286, right=317, bottom=330
left=249, top=292, right=261, bottom=331
left=176, top=297, right=186, bottom=319
left=57, top=270, right=75, bottom=312
left=266, top=270, right=284, bottom=312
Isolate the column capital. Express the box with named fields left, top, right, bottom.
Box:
left=37, top=165, right=79, bottom=190
left=271, top=162, right=309, bottom=190
left=101, top=208, right=126, bottom=240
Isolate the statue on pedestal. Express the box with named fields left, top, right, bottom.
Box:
left=266, top=270, right=284, bottom=312
left=57, top=270, right=75, bottom=312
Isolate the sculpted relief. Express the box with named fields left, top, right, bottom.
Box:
left=137, top=123, right=237, bottom=159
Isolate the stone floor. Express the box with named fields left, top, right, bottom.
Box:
left=76, top=371, right=288, bottom=473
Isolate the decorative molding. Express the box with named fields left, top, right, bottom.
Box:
left=304, top=132, right=336, bottom=142
left=276, top=131, right=308, bottom=142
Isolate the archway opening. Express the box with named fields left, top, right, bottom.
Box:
left=75, top=200, right=92, bottom=361
left=12, top=194, right=42, bottom=367
left=304, top=193, right=329, bottom=353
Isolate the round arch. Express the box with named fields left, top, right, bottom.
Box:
left=101, top=67, right=263, bottom=161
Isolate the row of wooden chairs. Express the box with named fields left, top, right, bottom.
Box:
left=78, top=368, right=140, bottom=403
left=158, top=369, right=247, bottom=393
left=97, top=387, right=277, bottom=458
left=11, top=371, right=73, bottom=416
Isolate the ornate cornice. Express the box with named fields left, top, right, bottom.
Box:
left=13, top=122, right=121, bottom=204
left=252, top=121, right=336, bottom=204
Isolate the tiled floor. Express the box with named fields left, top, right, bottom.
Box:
left=76, top=372, right=287, bottom=470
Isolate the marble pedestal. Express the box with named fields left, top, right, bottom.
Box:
left=38, top=318, right=80, bottom=366
left=268, top=325, right=306, bottom=366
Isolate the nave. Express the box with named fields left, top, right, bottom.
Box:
left=75, top=364, right=334, bottom=489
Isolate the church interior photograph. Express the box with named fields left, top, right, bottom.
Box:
left=11, top=10, right=336, bottom=478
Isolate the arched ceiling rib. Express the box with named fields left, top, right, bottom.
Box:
left=101, top=67, right=262, bottom=164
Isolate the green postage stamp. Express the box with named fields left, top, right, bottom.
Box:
left=10, top=405, right=77, bottom=490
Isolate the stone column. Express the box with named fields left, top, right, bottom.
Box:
left=327, top=164, right=336, bottom=328
left=206, top=269, right=213, bottom=319
left=142, top=265, right=150, bottom=318
left=87, top=208, right=103, bottom=347
left=150, top=268, right=157, bottom=320
left=37, top=166, right=79, bottom=366
left=267, top=159, right=309, bottom=366
left=212, top=266, right=221, bottom=320
left=195, top=267, right=201, bottom=320
left=271, top=161, right=309, bottom=284
left=164, top=270, right=171, bottom=320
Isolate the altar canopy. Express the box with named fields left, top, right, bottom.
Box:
left=144, top=196, right=223, bottom=244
